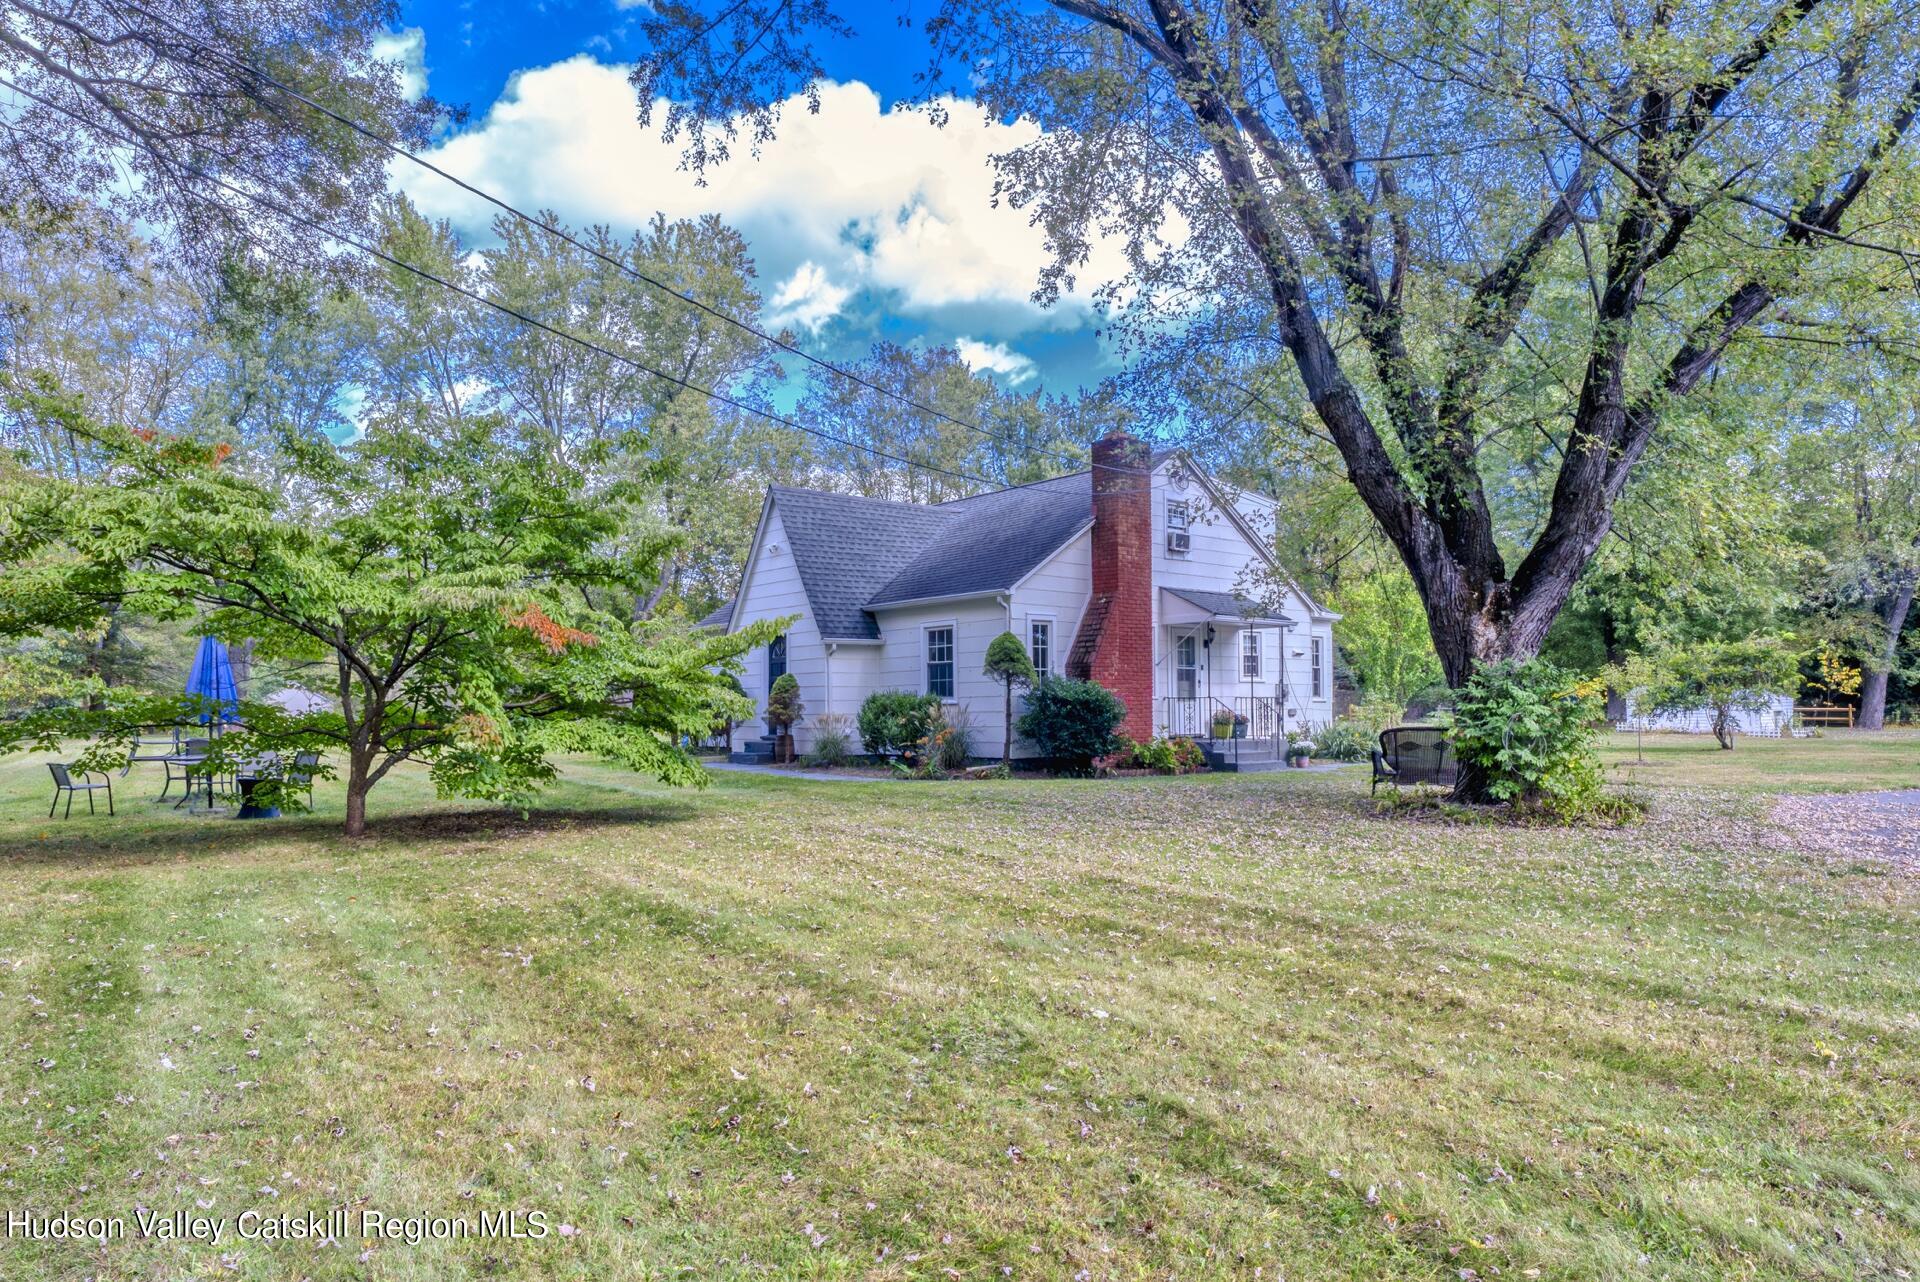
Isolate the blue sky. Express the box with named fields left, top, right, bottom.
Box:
left=391, top=0, right=1131, bottom=401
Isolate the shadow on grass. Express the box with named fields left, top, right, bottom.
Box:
left=0, top=798, right=702, bottom=868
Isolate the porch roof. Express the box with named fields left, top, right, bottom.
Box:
left=1160, top=587, right=1297, bottom=627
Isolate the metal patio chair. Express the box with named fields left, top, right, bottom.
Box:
left=48, top=763, right=114, bottom=818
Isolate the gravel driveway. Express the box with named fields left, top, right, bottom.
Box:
left=1772, top=789, right=1920, bottom=870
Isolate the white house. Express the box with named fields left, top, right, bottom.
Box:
left=700, top=432, right=1339, bottom=768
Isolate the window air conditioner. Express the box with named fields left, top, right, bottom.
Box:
left=1166, top=529, right=1191, bottom=553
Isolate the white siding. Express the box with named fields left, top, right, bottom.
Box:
left=728, top=505, right=829, bottom=750
left=870, top=597, right=1011, bottom=759
left=1009, top=528, right=1091, bottom=685
left=1143, top=460, right=1342, bottom=734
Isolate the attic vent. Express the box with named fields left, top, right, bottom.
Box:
left=1166, top=529, right=1191, bottom=554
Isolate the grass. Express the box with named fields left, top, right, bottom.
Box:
left=1599, top=727, right=1920, bottom=794
left=0, top=737, right=1915, bottom=1280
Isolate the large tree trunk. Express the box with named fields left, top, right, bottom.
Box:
left=1858, top=575, right=1915, bottom=732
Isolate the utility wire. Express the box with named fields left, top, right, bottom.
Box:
left=0, top=72, right=1000, bottom=489
left=107, top=0, right=1094, bottom=475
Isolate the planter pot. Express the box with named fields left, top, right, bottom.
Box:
left=773, top=732, right=794, bottom=764
left=1288, top=755, right=1310, bottom=768
left=1211, top=724, right=1233, bottom=741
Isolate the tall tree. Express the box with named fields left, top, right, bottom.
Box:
left=629, top=0, right=1920, bottom=729
left=0, top=0, right=433, bottom=259
left=1785, top=373, right=1920, bottom=730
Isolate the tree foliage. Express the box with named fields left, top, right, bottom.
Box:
left=629, top=0, right=1920, bottom=722
left=0, top=0, right=436, bottom=260
left=0, top=391, right=771, bottom=835
left=1648, top=637, right=1804, bottom=750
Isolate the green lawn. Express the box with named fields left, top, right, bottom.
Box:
left=0, top=739, right=1915, bottom=1280
left=1599, top=727, right=1920, bottom=794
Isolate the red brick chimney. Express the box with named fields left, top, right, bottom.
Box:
left=1067, top=430, right=1153, bottom=738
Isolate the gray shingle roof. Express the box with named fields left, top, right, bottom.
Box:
left=1163, top=586, right=1297, bottom=625
left=713, top=451, right=1187, bottom=640
left=768, top=487, right=957, bottom=639
left=864, top=472, right=1093, bottom=609
left=711, top=473, right=1105, bottom=640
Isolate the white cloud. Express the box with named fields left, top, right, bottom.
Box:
left=954, top=337, right=1037, bottom=386
left=765, top=261, right=851, bottom=332
left=372, top=28, right=429, bottom=103
left=396, top=61, right=1166, bottom=337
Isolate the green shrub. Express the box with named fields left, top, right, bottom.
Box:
left=1168, top=737, right=1207, bottom=774
left=1017, top=677, right=1127, bottom=771
left=1450, top=659, right=1605, bottom=813
left=1314, top=719, right=1375, bottom=762
left=805, top=713, right=855, bottom=768
left=858, top=690, right=939, bottom=759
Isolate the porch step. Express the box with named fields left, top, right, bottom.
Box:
left=1208, top=756, right=1295, bottom=773
left=1199, top=743, right=1291, bottom=773
left=728, top=737, right=779, bottom=765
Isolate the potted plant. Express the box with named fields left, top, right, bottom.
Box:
left=1210, top=711, right=1234, bottom=740
left=1285, top=731, right=1315, bottom=767
left=765, top=673, right=804, bottom=763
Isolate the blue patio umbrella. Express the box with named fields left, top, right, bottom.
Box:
left=184, top=636, right=239, bottom=729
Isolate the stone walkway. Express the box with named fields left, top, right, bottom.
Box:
left=1771, top=789, right=1919, bottom=871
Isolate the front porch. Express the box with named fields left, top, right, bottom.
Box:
left=1159, top=695, right=1292, bottom=771
left=1154, top=587, right=1298, bottom=771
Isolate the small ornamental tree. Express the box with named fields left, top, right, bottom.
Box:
left=764, top=672, right=803, bottom=761
left=1016, top=677, right=1126, bottom=773
left=982, top=631, right=1036, bottom=763
left=0, top=392, right=775, bottom=835
left=1650, top=637, right=1803, bottom=750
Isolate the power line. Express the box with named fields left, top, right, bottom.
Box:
left=0, top=73, right=999, bottom=489
left=107, top=0, right=1095, bottom=475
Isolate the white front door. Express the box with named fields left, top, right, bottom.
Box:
left=1175, top=633, right=1199, bottom=700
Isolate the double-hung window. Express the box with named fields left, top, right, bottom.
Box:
left=1029, top=620, right=1052, bottom=680
left=1311, top=636, right=1325, bottom=699
left=926, top=627, right=955, bottom=699
left=1240, top=630, right=1262, bottom=680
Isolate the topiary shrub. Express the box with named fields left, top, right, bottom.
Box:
left=858, top=690, right=940, bottom=760
left=1450, top=658, right=1605, bottom=814
left=1017, top=677, right=1127, bottom=773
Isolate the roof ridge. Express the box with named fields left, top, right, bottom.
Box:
left=769, top=483, right=948, bottom=513
left=933, top=468, right=1089, bottom=506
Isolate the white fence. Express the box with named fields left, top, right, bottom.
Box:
left=1616, top=693, right=1802, bottom=739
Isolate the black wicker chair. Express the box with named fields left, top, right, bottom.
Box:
left=1371, top=726, right=1456, bottom=794
left=48, top=763, right=114, bottom=818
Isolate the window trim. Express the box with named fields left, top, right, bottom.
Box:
left=924, top=623, right=957, bottom=701
left=1027, top=617, right=1054, bottom=681
left=1240, top=629, right=1262, bottom=680
left=1311, top=635, right=1325, bottom=699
